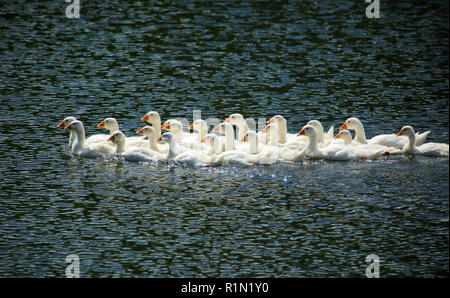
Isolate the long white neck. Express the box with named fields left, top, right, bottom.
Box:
left=306, top=132, right=319, bottom=153
left=115, top=139, right=126, bottom=154
left=354, top=123, right=368, bottom=144
left=316, top=126, right=324, bottom=143
left=147, top=135, right=159, bottom=151
left=237, top=121, right=249, bottom=141
left=403, top=133, right=416, bottom=152
left=268, top=129, right=279, bottom=147
left=72, top=126, right=86, bottom=152
left=69, top=131, right=76, bottom=147
left=167, top=137, right=178, bottom=160
left=275, top=121, right=287, bottom=144
left=224, top=126, right=235, bottom=151
left=150, top=118, right=162, bottom=138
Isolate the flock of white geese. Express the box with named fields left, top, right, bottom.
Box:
left=57, top=112, right=449, bottom=166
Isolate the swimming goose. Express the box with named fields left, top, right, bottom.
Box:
left=298, top=125, right=387, bottom=161
left=141, top=111, right=162, bottom=138
left=57, top=116, right=77, bottom=147
left=64, top=120, right=114, bottom=157
left=396, top=126, right=448, bottom=157
left=212, top=122, right=236, bottom=151
left=136, top=126, right=169, bottom=153
left=159, top=132, right=211, bottom=166
left=340, top=117, right=430, bottom=148
left=108, top=131, right=163, bottom=162
left=97, top=117, right=147, bottom=147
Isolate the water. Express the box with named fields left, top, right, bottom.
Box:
left=0, top=0, right=448, bottom=277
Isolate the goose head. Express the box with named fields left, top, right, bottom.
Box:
left=267, top=115, right=286, bottom=126
left=212, top=122, right=233, bottom=135
left=160, top=120, right=182, bottom=133
left=307, top=120, right=324, bottom=133
left=158, top=132, right=175, bottom=143
left=240, top=130, right=258, bottom=142
left=396, top=125, right=415, bottom=137
left=108, top=131, right=126, bottom=145
left=64, top=120, right=83, bottom=132
left=297, top=124, right=317, bottom=138
left=136, top=126, right=157, bottom=139
left=334, top=130, right=352, bottom=144
left=224, top=113, right=245, bottom=126
left=141, top=111, right=160, bottom=124
left=57, top=117, right=77, bottom=128
left=97, top=117, right=119, bottom=133
left=189, top=119, right=207, bottom=131
left=261, top=123, right=279, bottom=135
left=340, top=117, right=362, bottom=131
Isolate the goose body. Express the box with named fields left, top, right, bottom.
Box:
left=298, top=125, right=388, bottom=161
left=64, top=120, right=114, bottom=157
left=109, top=131, right=162, bottom=162
left=340, top=117, right=430, bottom=148
left=97, top=117, right=147, bottom=147
left=397, top=126, right=448, bottom=157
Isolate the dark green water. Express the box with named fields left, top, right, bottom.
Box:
left=0, top=0, right=448, bottom=277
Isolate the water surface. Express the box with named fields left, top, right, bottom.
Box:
left=0, top=0, right=448, bottom=277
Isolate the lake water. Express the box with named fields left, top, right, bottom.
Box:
left=0, top=0, right=448, bottom=277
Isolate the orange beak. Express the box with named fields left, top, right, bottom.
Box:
left=396, top=129, right=403, bottom=136
left=157, top=136, right=162, bottom=141
left=136, top=128, right=144, bottom=135
left=57, top=120, right=65, bottom=128
left=212, top=125, right=220, bottom=132
left=141, top=114, right=149, bottom=121
left=64, top=123, right=72, bottom=130
left=108, top=135, right=114, bottom=142
left=297, top=129, right=305, bottom=136
left=340, top=123, right=348, bottom=130
left=224, top=118, right=231, bottom=123
left=97, top=121, right=105, bottom=128
left=240, top=136, right=247, bottom=142
left=160, top=123, right=170, bottom=131
left=200, top=138, right=205, bottom=143
left=267, top=118, right=274, bottom=124
left=334, top=134, right=340, bottom=139
left=189, top=123, right=194, bottom=130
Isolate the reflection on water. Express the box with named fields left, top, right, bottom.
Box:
left=0, top=0, right=448, bottom=277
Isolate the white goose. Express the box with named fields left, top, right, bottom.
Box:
left=224, top=113, right=249, bottom=142
left=58, top=117, right=111, bottom=147
left=136, top=126, right=169, bottom=153
left=306, top=120, right=335, bottom=147
left=97, top=117, right=147, bottom=147
left=298, top=125, right=388, bottom=161
left=240, top=131, right=280, bottom=165
left=64, top=120, right=114, bottom=157
left=396, top=126, right=449, bottom=157
left=188, top=119, right=210, bottom=151
left=159, top=132, right=211, bottom=166
left=202, top=132, right=264, bottom=166
left=261, top=123, right=306, bottom=161
left=212, top=122, right=236, bottom=151
left=340, top=117, right=430, bottom=148
left=108, top=131, right=162, bottom=162
left=267, top=115, right=300, bottom=144
left=57, top=116, right=77, bottom=147
left=334, top=130, right=399, bottom=156
left=141, top=111, right=162, bottom=138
